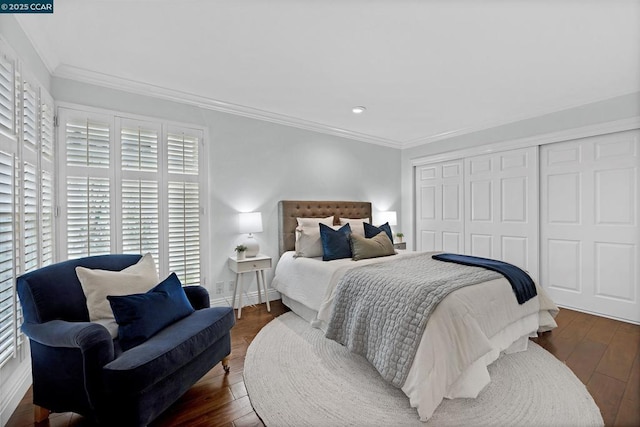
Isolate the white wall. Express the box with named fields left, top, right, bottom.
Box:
left=52, top=77, right=402, bottom=302
left=400, top=92, right=640, bottom=250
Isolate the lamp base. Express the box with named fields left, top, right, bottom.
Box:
left=243, top=235, right=260, bottom=257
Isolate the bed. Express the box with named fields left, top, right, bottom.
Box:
left=272, top=200, right=559, bottom=421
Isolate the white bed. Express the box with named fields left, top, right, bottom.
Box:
left=273, top=200, right=558, bottom=421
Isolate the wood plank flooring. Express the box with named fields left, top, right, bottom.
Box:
left=6, top=302, right=640, bottom=427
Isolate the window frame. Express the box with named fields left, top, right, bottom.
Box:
left=55, top=103, right=209, bottom=285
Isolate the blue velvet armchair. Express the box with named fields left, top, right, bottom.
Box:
left=17, top=254, right=235, bottom=426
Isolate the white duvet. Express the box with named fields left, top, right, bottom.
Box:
left=271, top=251, right=558, bottom=422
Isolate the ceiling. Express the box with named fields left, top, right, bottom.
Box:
left=15, top=0, right=640, bottom=148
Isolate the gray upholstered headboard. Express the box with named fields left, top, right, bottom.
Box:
left=278, top=200, right=372, bottom=256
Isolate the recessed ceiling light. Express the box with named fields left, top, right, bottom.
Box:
left=352, top=106, right=366, bottom=114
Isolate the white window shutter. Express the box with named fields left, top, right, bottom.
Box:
left=168, top=181, right=200, bottom=285
left=0, top=55, right=14, bottom=137
left=40, top=100, right=54, bottom=163
left=167, top=132, right=198, bottom=175
left=122, top=179, right=159, bottom=260
left=23, top=162, right=38, bottom=272
left=41, top=169, right=53, bottom=266
left=66, top=176, right=111, bottom=258
left=0, top=151, right=15, bottom=368
left=22, top=82, right=37, bottom=151
left=66, top=119, right=110, bottom=168
left=121, top=126, right=158, bottom=172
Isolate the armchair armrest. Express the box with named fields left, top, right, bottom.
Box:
left=22, top=320, right=116, bottom=413
left=23, top=320, right=114, bottom=354
left=184, top=285, right=210, bottom=309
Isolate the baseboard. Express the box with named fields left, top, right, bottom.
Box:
left=210, top=288, right=281, bottom=308
left=0, top=359, right=32, bottom=426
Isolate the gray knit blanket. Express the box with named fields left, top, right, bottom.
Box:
left=325, top=253, right=501, bottom=387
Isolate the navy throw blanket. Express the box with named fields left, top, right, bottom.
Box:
left=432, top=253, right=537, bottom=304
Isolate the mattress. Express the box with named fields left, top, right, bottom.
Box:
left=272, top=250, right=558, bottom=421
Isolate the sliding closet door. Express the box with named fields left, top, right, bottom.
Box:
left=414, top=160, right=464, bottom=253
left=464, top=147, right=539, bottom=281
left=540, top=130, right=639, bottom=323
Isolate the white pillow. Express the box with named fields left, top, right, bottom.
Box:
left=76, top=253, right=159, bottom=338
left=294, top=216, right=334, bottom=258
left=339, top=218, right=367, bottom=237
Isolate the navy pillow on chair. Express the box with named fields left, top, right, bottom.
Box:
left=364, top=222, right=393, bottom=243
left=319, top=223, right=352, bottom=261
left=108, top=273, right=195, bottom=351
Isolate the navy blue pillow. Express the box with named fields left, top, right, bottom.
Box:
left=364, top=222, right=393, bottom=243
left=319, top=223, right=352, bottom=261
left=107, top=273, right=195, bottom=351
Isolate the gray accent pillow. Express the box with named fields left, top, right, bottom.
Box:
left=350, top=232, right=395, bottom=261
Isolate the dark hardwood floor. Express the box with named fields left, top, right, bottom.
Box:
left=6, top=301, right=640, bottom=427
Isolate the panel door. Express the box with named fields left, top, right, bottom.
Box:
left=464, top=147, right=539, bottom=281
left=414, top=160, right=464, bottom=253
left=540, top=130, right=640, bottom=323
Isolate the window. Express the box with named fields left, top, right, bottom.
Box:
left=0, top=40, right=54, bottom=368
left=167, top=130, right=201, bottom=285
left=58, top=108, right=207, bottom=285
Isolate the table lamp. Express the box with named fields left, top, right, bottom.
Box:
left=238, top=212, right=263, bottom=257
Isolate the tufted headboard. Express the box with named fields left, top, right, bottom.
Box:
left=278, top=200, right=372, bottom=256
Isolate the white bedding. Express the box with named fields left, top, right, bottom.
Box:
left=271, top=250, right=558, bottom=421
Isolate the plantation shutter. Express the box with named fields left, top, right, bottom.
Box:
left=0, top=55, right=14, bottom=137
left=120, top=122, right=160, bottom=260
left=0, top=152, right=15, bottom=367
left=40, top=100, right=54, bottom=162
left=0, top=43, right=57, bottom=370
left=22, top=82, right=37, bottom=151
left=66, top=177, right=111, bottom=258
left=40, top=95, right=54, bottom=266
left=66, top=119, right=110, bottom=168
left=41, top=170, right=53, bottom=265
left=23, top=162, right=38, bottom=271
left=167, top=130, right=201, bottom=285
left=64, top=116, right=112, bottom=258
left=58, top=109, right=206, bottom=284
left=122, top=180, right=159, bottom=258
left=121, top=125, right=158, bottom=172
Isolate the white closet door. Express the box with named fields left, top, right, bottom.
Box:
left=415, top=160, right=464, bottom=253
left=541, top=130, right=639, bottom=323
left=464, top=147, right=539, bottom=281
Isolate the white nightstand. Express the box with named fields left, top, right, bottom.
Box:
left=227, top=254, right=272, bottom=319
left=393, top=242, right=406, bottom=250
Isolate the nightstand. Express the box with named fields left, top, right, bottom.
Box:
left=228, top=254, right=272, bottom=319
left=393, top=242, right=406, bottom=250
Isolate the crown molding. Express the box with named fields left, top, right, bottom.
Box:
left=53, top=64, right=403, bottom=149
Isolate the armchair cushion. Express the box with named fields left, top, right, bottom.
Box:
left=103, top=306, right=234, bottom=394
left=76, top=253, right=159, bottom=337
left=108, top=273, right=195, bottom=351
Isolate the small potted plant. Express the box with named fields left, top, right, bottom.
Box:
left=235, top=244, right=247, bottom=260
left=395, top=232, right=404, bottom=243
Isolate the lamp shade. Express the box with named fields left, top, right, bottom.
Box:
left=377, top=211, right=397, bottom=226
left=238, top=212, right=263, bottom=234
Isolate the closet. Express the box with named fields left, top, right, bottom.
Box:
left=414, top=130, right=639, bottom=323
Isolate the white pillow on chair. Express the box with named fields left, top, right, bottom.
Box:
left=76, top=253, right=159, bottom=338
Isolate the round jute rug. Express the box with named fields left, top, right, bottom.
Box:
left=244, top=312, right=603, bottom=427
